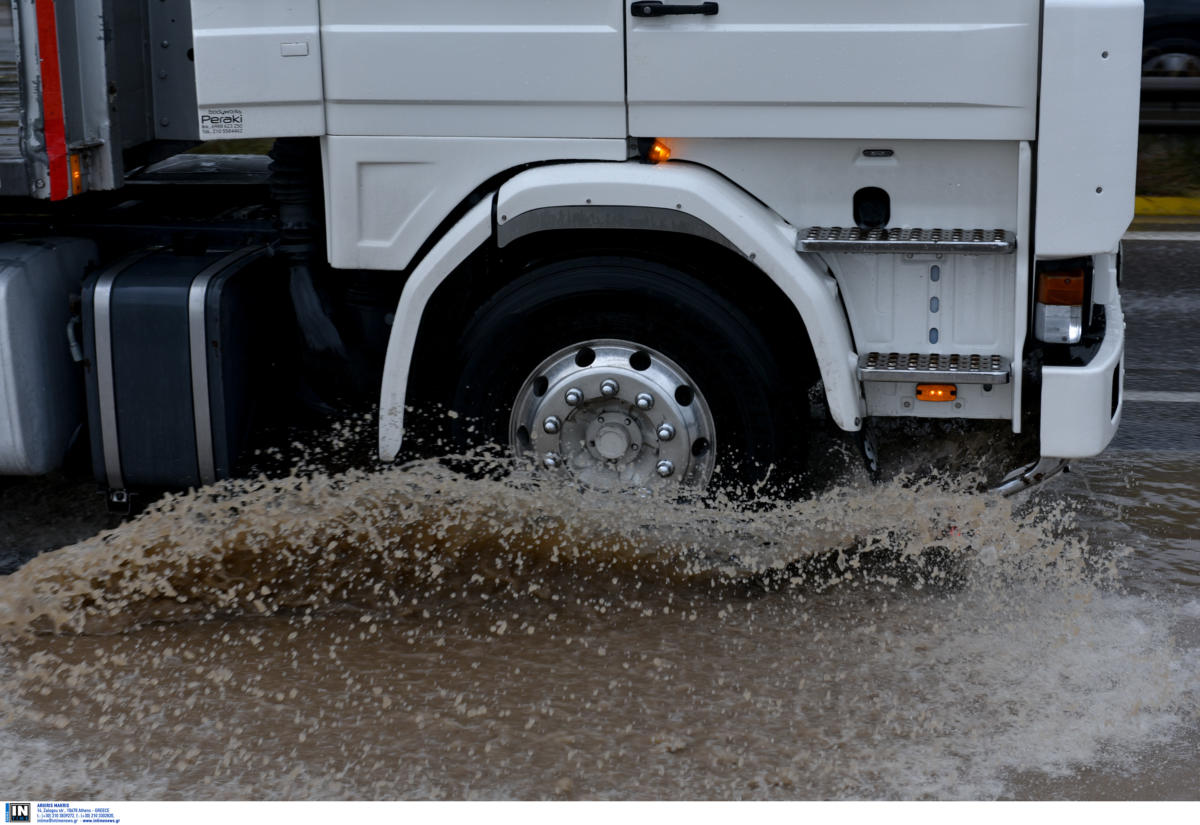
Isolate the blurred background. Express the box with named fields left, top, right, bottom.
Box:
left=1137, top=0, right=1200, bottom=224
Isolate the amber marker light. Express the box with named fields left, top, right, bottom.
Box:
left=647, top=139, right=671, bottom=163
left=1036, top=270, right=1085, bottom=305
left=69, top=153, right=83, bottom=196
left=916, top=384, right=957, bottom=402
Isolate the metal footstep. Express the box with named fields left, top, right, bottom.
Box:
left=797, top=226, right=1016, bottom=255
left=858, top=352, right=1011, bottom=384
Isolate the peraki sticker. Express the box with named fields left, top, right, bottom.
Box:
left=199, top=108, right=245, bottom=137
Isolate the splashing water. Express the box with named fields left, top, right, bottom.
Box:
left=0, top=448, right=1196, bottom=799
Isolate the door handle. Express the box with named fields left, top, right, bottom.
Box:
left=631, top=1, right=719, bottom=17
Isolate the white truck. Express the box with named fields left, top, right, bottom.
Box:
left=0, top=1, right=1142, bottom=505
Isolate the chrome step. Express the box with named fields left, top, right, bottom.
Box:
left=797, top=226, right=1016, bottom=255
left=858, top=352, right=1011, bottom=384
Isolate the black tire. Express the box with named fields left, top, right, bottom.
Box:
left=450, top=256, right=811, bottom=495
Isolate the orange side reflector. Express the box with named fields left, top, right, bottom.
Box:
left=68, top=153, right=83, bottom=196
left=1037, top=270, right=1085, bottom=306
left=916, top=384, right=957, bottom=402
left=647, top=139, right=671, bottom=163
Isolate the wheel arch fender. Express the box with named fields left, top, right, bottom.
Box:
left=379, top=161, right=864, bottom=461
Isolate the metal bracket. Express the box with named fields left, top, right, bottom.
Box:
left=994, top=456, right=1069, bottom=496
left=106, top=488, right=132, bottom=515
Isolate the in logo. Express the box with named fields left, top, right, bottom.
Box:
left=4, top=803, right=29, bottom=823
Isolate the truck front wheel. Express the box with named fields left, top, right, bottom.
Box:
left=451, top=256, right=809, bottom=495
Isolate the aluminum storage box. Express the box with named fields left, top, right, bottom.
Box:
left=0, top=238, right=98, bottom=475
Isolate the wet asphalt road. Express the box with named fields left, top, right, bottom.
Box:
left=0, top=235, right=1198, bottom=801
left=1111, top=236, right=1200, bottom=453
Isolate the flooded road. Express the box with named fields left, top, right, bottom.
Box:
left=1, top=239, right=1198, bottom=800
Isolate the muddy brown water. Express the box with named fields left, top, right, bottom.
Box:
left=0, top=427, right=1197, bottom=800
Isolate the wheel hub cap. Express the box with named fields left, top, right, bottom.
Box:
left=595, top=424, right=631, bottom=459
left=510, top=340, right=716, bottom=489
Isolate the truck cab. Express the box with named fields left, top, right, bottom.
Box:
left=0, top=1, right=1143, bottom=500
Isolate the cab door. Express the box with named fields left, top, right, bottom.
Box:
left=625, top=0, right=1040, bottom=140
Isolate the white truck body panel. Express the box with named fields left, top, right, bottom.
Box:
left=1035, top=0, right=1143, bottom=258
left=832, top=250, right=1017, bottom=421
left=322, top=137, right=626, bottom=272
left=321, top=1, right=626, bottom=139
left=192, top=0, right=326, bottom=139
left=666, top=139, right=1022, bottom=245
left=628, top=0, right=1041, bottom=140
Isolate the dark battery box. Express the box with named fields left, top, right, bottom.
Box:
left=82, top=245, right=274, bottom=495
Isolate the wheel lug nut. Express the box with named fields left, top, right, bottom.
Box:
left=564, top=387, right=584, bottom=406
left=635, top=393, right=654, bottom=410
left=656, top=422, right=676, bottom=441
left=656, top=459, right=675, bottom=478
left=600, top=379, right=619, bottom=397
left=542, top=416, right=561, bottom=434
left=543, top=452, right=562, bottom=469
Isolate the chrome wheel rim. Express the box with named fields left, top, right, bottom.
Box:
left=1143, top=51, right=1200, bottom=76
left=509, top=340, right=716, bottom=489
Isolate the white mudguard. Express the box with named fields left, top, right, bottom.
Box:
left=378, top=161, right=864, bottom=461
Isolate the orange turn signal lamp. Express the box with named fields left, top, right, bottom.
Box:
left=69, top=153, right=83, bottom=196
left=647, top=139, right=671, bottom=164
left=916, top=383, right=957, bottom=402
